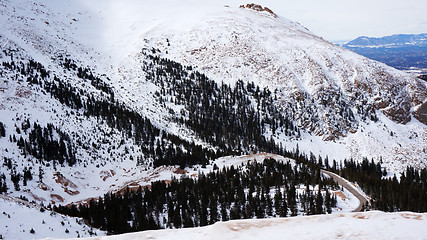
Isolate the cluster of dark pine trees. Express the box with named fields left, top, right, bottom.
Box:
left=9, top=167, right=32, bottom=191
left=0, top=122, right=5, bottom=137
left=0, top=173, right=7, bottom=193
left=11, top=121, right=76, bottom=166
left=278, top=151, right=427, bottom=213
left=145, top=53, right=299, bottom=153
left=1, top=156, right=33, bottom=192
left=333, top=158, right=427, bottom=212
left=54, top=158, right=338, bottom=234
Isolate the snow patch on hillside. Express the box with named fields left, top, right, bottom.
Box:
left=0, top=195, right=105, bottom=239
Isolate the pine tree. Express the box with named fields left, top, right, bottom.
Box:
left=0, top=122, right=5, bottom=137
left=325, top=190, right=332, bottom=214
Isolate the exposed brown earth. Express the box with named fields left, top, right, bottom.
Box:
left=50, top=194, right=65, bottom=204
left=53, top=172, right=80, bottom=196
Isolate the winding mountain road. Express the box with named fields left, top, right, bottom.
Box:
left=321, top=170, right=368, bottom=212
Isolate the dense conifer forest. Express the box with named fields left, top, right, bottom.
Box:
left=54, top=153, right=427, bottom=235
left=145, top=54, right=300, bottom=153
left=55, top=158, right=339, bottom=234
left=14, top=121, right=76, bottom=166
left=335, top=159, right=427, bottom=212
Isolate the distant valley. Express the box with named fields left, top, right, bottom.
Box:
left=340, top=33, right=427, bottom=74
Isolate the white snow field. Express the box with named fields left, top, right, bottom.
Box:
left=56, top=211, right=427, bottom=240
left=0, top=195, right=105, bottom=240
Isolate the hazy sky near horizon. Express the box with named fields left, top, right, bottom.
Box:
left=229, top=0, right=427, bottom=41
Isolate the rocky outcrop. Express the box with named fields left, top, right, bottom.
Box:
left=240, top=3, right=278, bottom=18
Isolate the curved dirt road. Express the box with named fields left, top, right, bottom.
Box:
left=321, top=169, right=368, bottom=212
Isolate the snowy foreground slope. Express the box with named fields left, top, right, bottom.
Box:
left=57, top=211, right=427, bottom=240
left=0, top=195, right=105, bottom=239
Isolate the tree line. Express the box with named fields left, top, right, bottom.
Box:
left=145, top=53, right=299, bottom=153
left=13, top=121, right=76, bottom=166
left=55, top=158, right=338, bottom=234
left=333, top=158, right=427, bottom=212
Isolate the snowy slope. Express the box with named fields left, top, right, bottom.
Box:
left=0, top=195, right=105, bottom=239
left=66, top=0, right=427, bottom=168
left=57, top=211, right=427, bottom=240
left=124, top=2, right=427, bottom=168
left=0, top=0, right=425, bottom=208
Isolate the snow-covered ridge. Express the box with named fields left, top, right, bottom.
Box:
left=57, top=211, right=427, bottom=240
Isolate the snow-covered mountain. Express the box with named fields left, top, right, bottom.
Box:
left=142, top=6, right=426, bottom=125
left=0, top=0, right=426, bottom=224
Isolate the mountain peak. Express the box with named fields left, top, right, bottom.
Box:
left=239, top=3, right=278, bottom=18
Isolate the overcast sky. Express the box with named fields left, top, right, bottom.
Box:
left=229, top=0, right=427, bottom=41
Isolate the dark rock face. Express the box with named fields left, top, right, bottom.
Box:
left=414, top=101, right=427, bottom=125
